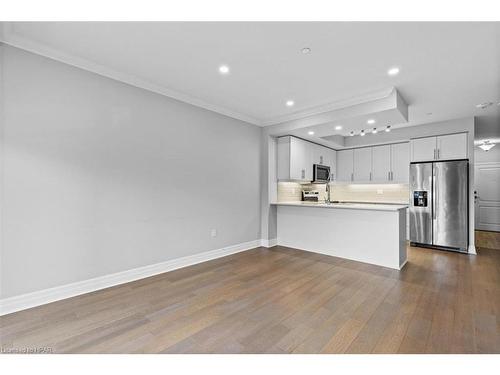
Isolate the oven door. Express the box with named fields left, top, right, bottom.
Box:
left=313, top=164, right=330, bottom=182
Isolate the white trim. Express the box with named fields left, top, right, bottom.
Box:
left=260, top=238, right=278, bottom=248
left=0, top=24, right=261, bottom=126
left=0, top=24, right=398, bottom=129
left=399, top=259, right=408, bottom=270
left=0, top=239, right=261, bottom=316
left=260, top=88, right=394, bottom=126
left=468, top=245, right=477, bottom=255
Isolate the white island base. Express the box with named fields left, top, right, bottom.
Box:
left=274, top=203, right=407, bottom=270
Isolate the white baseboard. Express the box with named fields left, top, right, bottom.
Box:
left=260, top=238, right=278, bottom=248
left=0, top=239, right=261, bottom=316
left=468, top=244, right=477, bottom=255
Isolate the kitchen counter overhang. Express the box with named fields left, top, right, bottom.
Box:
left=272, top=202, right=408, bottom=270
left=272, top=201, right=408, bottom=212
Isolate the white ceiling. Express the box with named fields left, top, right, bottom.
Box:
left=1, top=22, right=499, bottom=128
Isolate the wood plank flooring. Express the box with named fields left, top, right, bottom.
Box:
left=476, top=230, right=500, bottom=251
left=1, top=244, right=499, bottom=354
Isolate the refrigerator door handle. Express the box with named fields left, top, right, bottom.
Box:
left=432, top=173, right=437, bottom=220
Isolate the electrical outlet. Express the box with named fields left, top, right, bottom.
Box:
left=377, top=189, right=384, bottom=195
left=210, top=229, right=217, bottom=238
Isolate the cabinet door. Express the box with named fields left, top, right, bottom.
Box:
left=304, top=141, right=314, bottom=181
left=329, top=150, right=337, bottom=181
left=391, top=142, right=409, bottom=183
left=437, top=133, right=467, bottom=160
left=372, top=145, right=391, bottom=182
left=336, top=149, right=353, bottom=182
left=289, top=137, right=311, bottom=181
left=312, top=144, right=327, bottom=165
left=277, top=136, right=291, bottom=181
left=353, top=147, right=372, bottom=182
left=411, top=137, right=436, bottom=162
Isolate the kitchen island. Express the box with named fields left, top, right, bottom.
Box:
left=272, top=202, right=408, bottom=270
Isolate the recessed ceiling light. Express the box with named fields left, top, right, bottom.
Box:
left=385, top=125, right=391, bottom=132
left=360, top=130, right=365, bottom=136
left=218, top=65, right=230, bottom=74
left=476, top=102, right=493, bottom=109
left=367, top=119, right=375, bottom=125
left=372, top=128, right=378, bottom=134
left=308, top=131, right=315, bottom=135
left=479, top=140, right=495, bottom=151
left=350, top=131, right=355, bottom=136
left=301, top=47, right=311, bottom=54
left=335, top=125, right=342, bottom=130
left=387, top=67, right=400, bottom=76
left=286, top=100, right=295, bottom=107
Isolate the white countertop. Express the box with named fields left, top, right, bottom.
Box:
left=272, top=201, right=408, bottom=212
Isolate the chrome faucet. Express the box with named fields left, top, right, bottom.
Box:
left=324, top=175, right=331, bottom=203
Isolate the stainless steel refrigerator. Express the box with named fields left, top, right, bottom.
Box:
left=409, top=160, right=469, bottom=252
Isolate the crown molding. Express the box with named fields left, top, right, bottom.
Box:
left=0, top=24, right=262, bottom=126
left=261, top=87, right=395, bottom=127
left=0, top=24, right=397, bottom=129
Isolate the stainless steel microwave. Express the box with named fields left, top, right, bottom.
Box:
left=313, top=164, right=330, bottom=183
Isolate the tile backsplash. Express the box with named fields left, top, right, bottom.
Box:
left=277, top=182, right=409, bottom=203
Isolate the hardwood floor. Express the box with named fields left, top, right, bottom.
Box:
left=1, top=244, right=499, bottom=354
left=476, top=230, right=500, bottom=251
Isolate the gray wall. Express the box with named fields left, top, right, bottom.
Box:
left=0, top=45, right=262, bottom=298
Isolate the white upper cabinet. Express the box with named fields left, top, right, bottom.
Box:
left=410, top=137, right=436, bottom=162
left=437, top=133, right=467, bottom=160
left=328, top=149, right=337, bottom=181
left=372, top=145, right=391, bottom=182
left=410, top=133, right=467, bottom=162
left=353, top=148, right=372, bottom=182
left=336, top=142, right=409, bottom=183
left=277, top=136, right=335, bottom=182
left=290, top=136, right=312, bottom=180
left=390, top=142, right=409, bottom=183
left=312, top=144, right=327, bottom=165
left=337, top=149, right=354, bottom=182
left=277, top=136, right=311, bottom=181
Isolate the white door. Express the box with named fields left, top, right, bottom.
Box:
left=411, top=136, right=436, bottom=162
left=372, top=145, right=391, bottom=182
left=337, top=149, right=353, bottom=182
left=353, top=147, right=372, bottom=182
left=475, top=162, right=500, bottom=232
left=437, top=133, right=468, bottom=160
left=391, top=142, right=410, bottom=183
